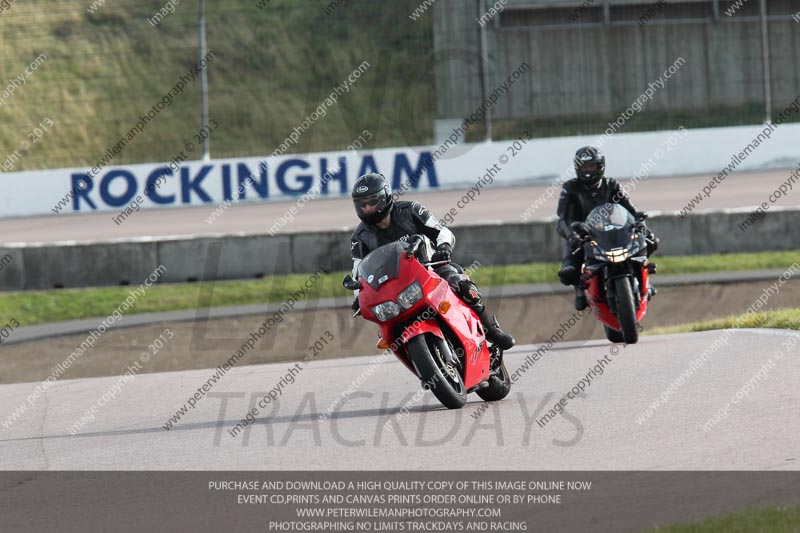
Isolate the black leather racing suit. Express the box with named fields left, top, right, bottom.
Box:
left=556, top=177, right=651, bottom=273
left=350, top=200, right=472, bottom=303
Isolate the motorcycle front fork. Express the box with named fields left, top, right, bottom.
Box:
left=601, top=274, right=641, bottom=315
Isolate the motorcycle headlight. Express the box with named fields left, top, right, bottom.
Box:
left=397, top=281, right=423, bottom=309
left=605, top=248, right=629, bottom=263
left=371, top=301, right=402, bottom=322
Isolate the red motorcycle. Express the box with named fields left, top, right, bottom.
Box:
left=342, top=236, right=511, bottom=409
left=571, top=203, right=657, bottom=344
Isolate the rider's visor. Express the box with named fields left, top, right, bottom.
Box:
left=354, top=193, right=384, bottom=211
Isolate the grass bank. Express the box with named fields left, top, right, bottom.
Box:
left=646, top=308, right=800, bottom=336
left=2, top=251, right=799, bottom=326
left=644, top=504, right=800, bottom=532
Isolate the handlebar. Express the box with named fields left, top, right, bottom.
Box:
left=422, top=260, right=450, bottom=268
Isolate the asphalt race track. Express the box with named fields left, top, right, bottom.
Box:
left=2, top=329, right=797, bottom=471
left=1, top=169, right=795, bottom=244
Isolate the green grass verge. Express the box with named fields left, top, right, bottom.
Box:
left=2, top=250, right=800, bottom=327
left=652, top=251, right=800, bottom=275
left=643, top=504, right=800, bottom=532
left=646, top=308, right=800, bottom=336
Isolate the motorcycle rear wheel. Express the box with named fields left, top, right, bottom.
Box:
left=408, top=333, right=467, bottom=409
left=476, top=355, right=512, bottom=402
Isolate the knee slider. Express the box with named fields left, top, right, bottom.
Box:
left=559, top=266, right=580, bottom=286
left=457, top=279, right=482, bottom=305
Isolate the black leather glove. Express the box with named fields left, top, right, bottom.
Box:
left=405, top=234, right=423, bottom=258
left=568, top=235, right=583, bottom=252
left=634, top=214, right=648, bottom=233
left=647, top=234, right=659, bottom=255
left=351, top=297, right=360, bottom=312
left=635, top=211, right=648, bottom=221
left=431, top=243, right=452, bottom=263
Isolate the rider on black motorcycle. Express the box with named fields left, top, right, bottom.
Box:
left=557, top=146, right=659, bottom=310
left=349, top=173, right=515, bottom=350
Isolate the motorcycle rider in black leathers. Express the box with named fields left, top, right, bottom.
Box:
left=557, top=146, right=658, bottom=310
left=349, top=173, right=515, bottom=351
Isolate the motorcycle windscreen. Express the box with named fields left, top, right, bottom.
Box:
left=357, top=242, right=407, bottom=291
left=585, top=203, right=636, bottom=249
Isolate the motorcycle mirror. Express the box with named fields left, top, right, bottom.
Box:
left=405, top=235, right=422, bottom=259
left=342, top=274, right=360, bottom=291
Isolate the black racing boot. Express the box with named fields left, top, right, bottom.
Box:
left=476, top=307, right=515, bottom=350
left=647, top=263, right=657, bottom=301
left=574, top=286, right=588, bottom=311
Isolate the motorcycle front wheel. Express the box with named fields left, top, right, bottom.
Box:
left=408, top=333, right=467, bottom=409
left=613, top=277, right=639, bottom=344
left=603, top=325, right=625, bottom=344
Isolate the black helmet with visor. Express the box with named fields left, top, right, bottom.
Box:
left=351, top=173, right=393, bottom=225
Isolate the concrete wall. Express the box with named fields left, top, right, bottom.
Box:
left=1, top=207, right=798, bottom=291
left=435, top=0, right=800, bottom=121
